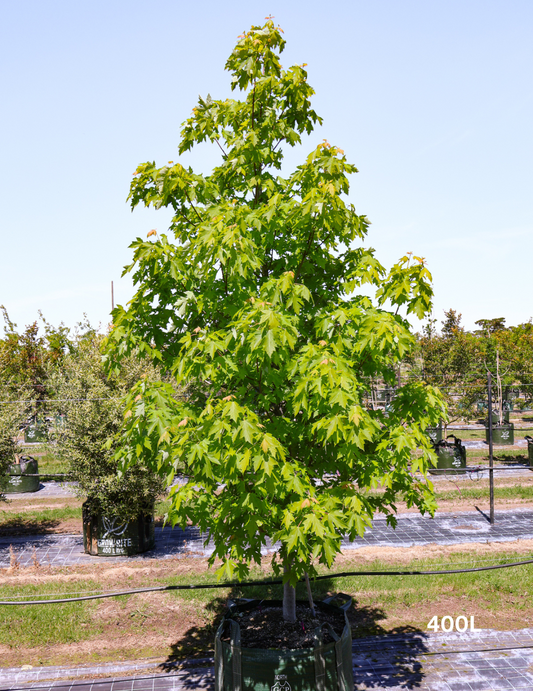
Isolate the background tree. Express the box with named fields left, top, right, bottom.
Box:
left=416, top=313, right=533, bottom=423
left=474, top=317, right=507, bottom=337
left=499, top=322, right=533, bottom=409
left=0, top=308, right=49, bottom=484
left=477, top=322, right=533, bottom=418
left=0, top=379, right=32, bottom=499
left=105, top=20, right=444, bottom=623
left=416, top=310, right=481, bottom=431
left=0, top=307, right=48, bottom=399
left=0, top=306, right=72, bottom=412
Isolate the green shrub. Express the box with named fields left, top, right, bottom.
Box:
left=48, top=333, right=164, bottom=520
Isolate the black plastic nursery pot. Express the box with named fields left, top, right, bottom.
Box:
left=429, top=436, right=466, bottom=475
left=215, top=598, right=353, bottom=691
left=485, top=423, right=514, bottom=445
left=5, top=456, right=39, bottom=493
left=82, top=502, right=155, bottom=556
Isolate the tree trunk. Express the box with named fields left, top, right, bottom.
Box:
left=304, top=572, right=316, bottom=617
left=283, top=564, right=296, bottom=623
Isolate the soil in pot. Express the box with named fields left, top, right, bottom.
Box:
left=222, top=603, right=346, bottom=649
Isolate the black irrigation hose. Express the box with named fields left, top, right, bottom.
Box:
left=4, top=556, right=533, bottom=606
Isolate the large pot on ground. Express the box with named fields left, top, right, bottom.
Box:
left=5, top=456, right=40, bottom=493
left=215, top=597, right=353, bottom=691
left=82, top=502, right=155, bottom=556
left=485, top=423, right=514, bottom=445
left=429, top=436, right=466, bottom=475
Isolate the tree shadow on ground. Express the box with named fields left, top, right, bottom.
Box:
left=0, top=517, right=63, bottom=536
left=160, top=577, right=429, bottom=689
left=493, top=452, right=529, bottom=466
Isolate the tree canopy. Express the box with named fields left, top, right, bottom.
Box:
left=105, top=19, right=444, bottom=619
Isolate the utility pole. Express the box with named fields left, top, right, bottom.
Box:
left=487, top=371, right=494, bottom=525
left=111, top=281, right=115, bottom=311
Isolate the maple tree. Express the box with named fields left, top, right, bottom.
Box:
left=105, top=19, right=444, bottom=621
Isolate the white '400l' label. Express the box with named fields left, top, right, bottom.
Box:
left=428, top=616, right=479, bottom=632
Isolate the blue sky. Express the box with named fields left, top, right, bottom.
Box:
left=1, top=0, right=531, bottom=335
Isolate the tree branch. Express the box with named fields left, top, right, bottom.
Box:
left=294, top=225, right=315, bottom=282
left=251, top=81, right=256, bottom=130
left=172, top=201, right=199, bottom=228
left=215, top=138, right=228, bottom=159
left=223, top=262, right=228, bottom=296
left=184, top=190, right=203, bottom=223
